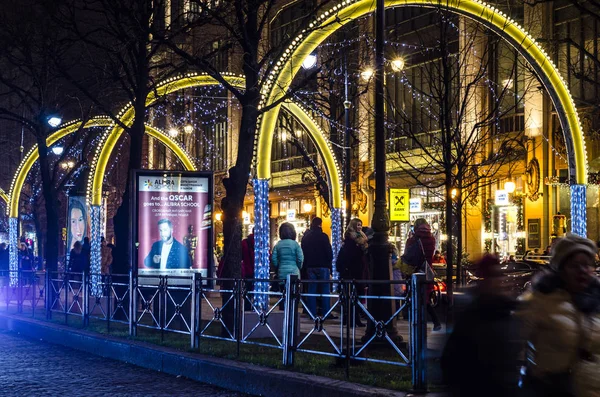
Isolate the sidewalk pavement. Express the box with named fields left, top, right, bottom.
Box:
left=0, top=313, right=448, bottom=397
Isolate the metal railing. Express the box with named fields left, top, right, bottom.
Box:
left=0, top=270, right=429, bottom=390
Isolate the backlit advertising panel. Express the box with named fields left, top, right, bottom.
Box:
left=135, top=171, right=213, bottom=278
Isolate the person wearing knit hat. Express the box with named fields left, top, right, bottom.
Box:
left=519, top=233, right=600, bottom=397
left=550, top=234, right=597, bottom=272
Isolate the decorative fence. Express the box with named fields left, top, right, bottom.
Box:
left=0, top=271, right=428, bottom=391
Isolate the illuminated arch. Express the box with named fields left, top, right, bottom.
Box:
left=89, top=74, right=342, bottom=208
left=256, top=0, right=588, bottom=235
left=7, top=118, right=196, bottom=218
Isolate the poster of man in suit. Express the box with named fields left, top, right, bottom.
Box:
left=137, top=172, right=213, bottom=277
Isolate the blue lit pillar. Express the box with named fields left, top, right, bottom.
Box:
left=90, top=205, right=102, bottom=296
left=252, top=179, right=270, bottom=311
left=571, top=184, right=587, bottom=237
left=330, top=208, right=342, bottom=280
left=9, top=217, right=18, bottom=287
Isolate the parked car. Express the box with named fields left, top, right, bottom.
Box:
left=468, top=261, right=547, bottom=297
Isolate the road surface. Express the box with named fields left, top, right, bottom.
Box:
left=0, top=330, right=248, bottom=396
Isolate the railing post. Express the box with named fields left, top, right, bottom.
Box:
left=411, top=273, right=427, bottom=392
left=190, top=273, right=198, bottom=349
left=283, top=274, right=299, bottom=366
left=129, top=269, right=137, bottom=336
left=64, top=272, right=68, bottom=325
left=235, top=278, right=242, bottom=357
left=45, top=271, right=51, bottom=319
left=83, top=271, right=89, bottom=327
left=17, top=270, right=23, bottom=314
left=106, top=275, right=111, bottom=333
left=160, top=276, right=166, bottom=343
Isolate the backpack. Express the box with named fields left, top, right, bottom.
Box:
left=400, top=238, right=424, bottom=270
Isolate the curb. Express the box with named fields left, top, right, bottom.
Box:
left=0, top=313, right=422, bottom=397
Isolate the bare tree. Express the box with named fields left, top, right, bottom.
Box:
left=158, top=0, right=336, bottom=281
left=0, top=1, right=89, bottom=270
left=382, top=11, right=535, bottom=304
left=55, top=0, right=180, bottom=269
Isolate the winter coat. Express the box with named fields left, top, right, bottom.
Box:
left=241, top=234, right=255, bottom=278
left=271, top=239, right=303, bottom=280
left=70, top=249, right=88, bottom=273
left=519, top=272, right=600, bottom=397
left=336, top=235, right=368, bottom=280
left=301, top=229, right=333, bottom=270
left=405, top=224, right=436, bottom=266
left=101, top=245, right=113, bottom=275
left=441, top=292, right=520, bottom=397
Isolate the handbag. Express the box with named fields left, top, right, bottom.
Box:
left=417, top=239, right=436, bottom=281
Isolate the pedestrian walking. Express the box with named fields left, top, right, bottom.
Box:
left=18, top=242, right=32, bottom=271
left=100, top=237, right=113, bottom=275
left=301, top=217, right=335, bottom=318
left=401, top=218, right=441, bottom=330
left=241, top=229, right=255, bottom=311
left=271, top=223, right=303, bottom=303
left=441, top=254, right=520, bottom=397
left=519, top=234, right=600, bottom=397
left=336, top=218, right=368, bottom=327
left=69, top=241, right=88, bottom=273
left=82, top=236, right=91, bottom=267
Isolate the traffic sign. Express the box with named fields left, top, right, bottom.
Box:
left=390, top=188, right=410, bottom=221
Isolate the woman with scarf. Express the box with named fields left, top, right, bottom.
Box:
left=336, top=218, right=369, bottom=326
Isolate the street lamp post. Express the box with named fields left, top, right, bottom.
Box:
left=343, top=46, right=352, bottom=226
left=366, top=0, right=398, bottom=340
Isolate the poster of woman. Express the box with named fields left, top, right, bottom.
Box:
left=67, top=196, right=90, bottom=252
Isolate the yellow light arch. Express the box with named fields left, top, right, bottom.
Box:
left=8, top=118, right=196, bottom=218
left=89, top=74, right=343, bottom=208
left=256, top=0, right=587, bottom=186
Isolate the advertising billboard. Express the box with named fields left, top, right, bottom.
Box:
left=67, top=196, right=90, bottom=253
left=135, top=171, right=213, bottom=277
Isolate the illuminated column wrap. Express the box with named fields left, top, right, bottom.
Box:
left=330, top=208, right=342, bottom=280
left=90, top=205, right=102, bottom=296
left=252, top=178, right=270, bottom=311
left=571, top=184, right=587, bottom=237
left=9, top=217, right=18, bottom=287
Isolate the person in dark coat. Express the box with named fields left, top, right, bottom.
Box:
left=441, top=254, right=521, bottom=397
left=404, top=218, right=441, bottom=330
left=336, top=218, right=368, bottom=326
left=241, top=230, right=255, bottom=311
left=18, top=242, right=33, bottom=271
left=69, top=241, right=88, bottom=273
left=0, top=243, right=8, bottom=273
left=301, top=217, right=334, bottom=318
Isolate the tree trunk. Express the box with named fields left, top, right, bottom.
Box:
left=37, top=135, right=60, bottom=272
left=113, top=44, right=149, bottom=273
left=32, top=206, right=44, bottom=265
left=113, top=106, right=146, bottom=273
left=220, top=101, right=259, bottom=279
left=444, top=179, right=454, bottom=315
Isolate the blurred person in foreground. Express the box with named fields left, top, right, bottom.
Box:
left=441, top=254, right=520, bottom=397
left=519, top=234, right=600, bottom=397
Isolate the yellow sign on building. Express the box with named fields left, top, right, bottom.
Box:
left=390, top=188, right=410, bottom=221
